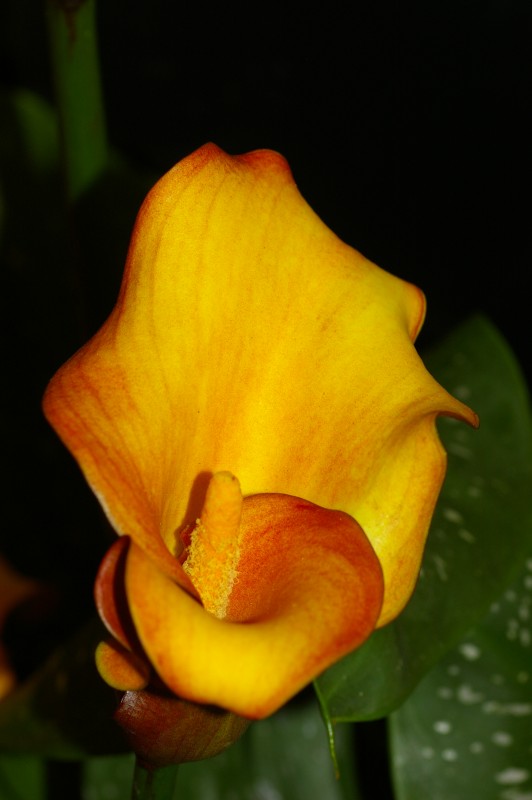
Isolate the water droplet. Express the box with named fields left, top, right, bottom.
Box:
left=459, top=642, right=481, bottom=661
left=441, top=748, right=458, bottom=762
left=443, top=508, right=464, bottom=525
left=519, top=629, right=531, bottom=647
left=433, top=720, right=452, bottom=734
left=456, top=684, right=484, bottom=704
left=495, top=768, right=530, bottom=786
left=252, top=779, right=283, bottom=800
left=458, top=528, right=476, bottom=543
left=483, top=701, right=532, bottom=716
left=499, top=789, right=532, bottom=800
left=492, top=731, right=513, bottom=747
left=432, top=555, right=448, bottom=582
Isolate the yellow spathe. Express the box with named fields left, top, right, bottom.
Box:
left=44, top=143, right=477, bottom=722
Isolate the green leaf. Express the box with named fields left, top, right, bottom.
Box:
left=46, top=0, right=108, bottom=203
left=178, top=699, right=358, bottom=800
left=0, top=755, right=45, bottom=800
left=82, top=754, right=135, bottom=800
left=316, top=316, right=532, bottom=721
left=389, top=548, right=532, bottom=800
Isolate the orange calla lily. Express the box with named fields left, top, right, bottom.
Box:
left=43, top=144, right=477, bottom=732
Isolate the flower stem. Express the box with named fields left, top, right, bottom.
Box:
left=46, top=0, right=108, bottom=203
left=131, top=761, right=179, bottom=800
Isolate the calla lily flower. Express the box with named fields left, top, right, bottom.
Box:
left=43, top=144, right=477, bottom=745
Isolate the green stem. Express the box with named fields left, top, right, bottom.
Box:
left=131, top=760, right=179, bottom=800
left=46, top=0, right=108, bottom=203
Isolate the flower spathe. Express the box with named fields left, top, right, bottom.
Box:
left=43, top=144, right=477, bottom=726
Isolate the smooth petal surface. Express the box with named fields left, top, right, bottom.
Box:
left=43, top=143, right=476, bottom=624
left=95, top=638, right=150, bottom=692
left=126, top=494, right=383, bottom=717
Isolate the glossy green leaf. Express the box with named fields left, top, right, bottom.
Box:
left=179, top=699, right=358, bottom=800
left=389, top=548, right=532, bottom=800
left=316, top=316, right=532, bottom=721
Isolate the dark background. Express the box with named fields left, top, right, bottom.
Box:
left=105, top=2, right=528, bottom=373
left=2, top=0, right=530, bottom=367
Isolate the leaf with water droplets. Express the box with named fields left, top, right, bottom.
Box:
left=316, top=316, right=532, bottom=721
left=389, top=552, right=532, bottom=800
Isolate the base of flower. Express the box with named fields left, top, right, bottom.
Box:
left=115, top=688, right=251, bottom=768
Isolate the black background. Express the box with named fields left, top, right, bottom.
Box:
left=2, top=0, right=530, bottom=370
